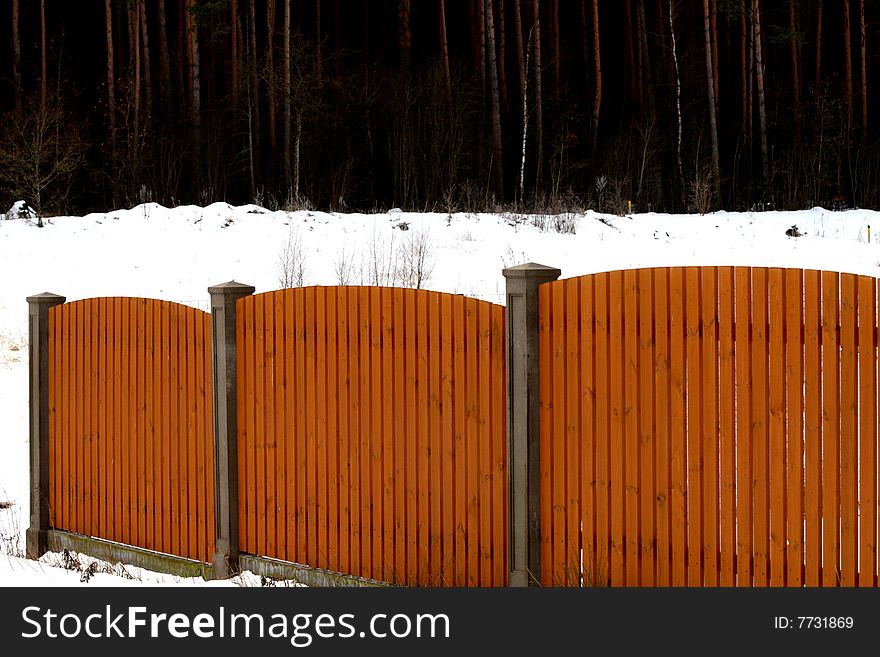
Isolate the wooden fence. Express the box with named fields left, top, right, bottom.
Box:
left=235, top=287, right=507, bottom=586
left=47, top=298, right=215, bottom=563
left=539, top=267, right=880, bottom=587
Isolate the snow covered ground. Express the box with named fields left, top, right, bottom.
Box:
left=2, top=202, right=879, bottom=586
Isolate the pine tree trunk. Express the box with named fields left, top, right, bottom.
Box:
left=140, top=1, right=152, bottom=115
left=105, top=0, right=116, bottom=189
left=498, top=0, right=507, bottom=107
left=860, top=0, right=867, bottom=133
left=232, top=0, right=239, bottom=104
left=590, top=0, right=601, bottom=153
left=398, top=0, right=411, bottom=68
left=485, top=0, right=504, bottom=200
left=515, top=0, right=527, bottom=201
left=157, top=0, right=171, bottom=107
left=12, top=0, right=21, bottom=117
left=710, top=0, right=719, bottom=110
left=267, top=0, right=277, bottom=150
left=789, top=0, right=801, bottom=128
left=703, top=0, right=721, bottom=200
left=753, top=0, right=769, bottom=186
left=844, top=0, right=853, bottom=130
left=40, top=0, right=47, bottom=112
left=533, top=0, right=544, bottom=185
left=551, top=0, right=560, bottom=98
left=131, top=3, right=141, bottom=140
left=637, top=0, right=654, bottom=113
left=439, top=0, right=452, bottom=99
left=815, top=0, right=823, bottom=86
left=283, top=0, right=291, bottom=186
left=316, top=0, right=323, bottom=79
left=624, top=0, right=637, bottom=104
left=741, top=8, right=750, bottom=141
left=669, top=0, right=683, bottom=191
left=249, top=0, right=260, bottom=161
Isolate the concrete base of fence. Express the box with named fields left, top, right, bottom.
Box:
left=42, top=530, right=390, bottom=587
left=46, top=530, right=213, bottom=580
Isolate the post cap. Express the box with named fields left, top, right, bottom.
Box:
left=26, top=292, right=66, bottom=306
left=502, top=262, right=562, bottom=280
left=208, top=281, right=256, bottom=297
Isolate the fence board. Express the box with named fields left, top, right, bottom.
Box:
left=768, top=269, right=785, bottom=586
left=839, top=275, right=858, bottom=586
left=48, top=298, right=214, bottom=563
left=718, top=267, right=735, bottom=587
left=821, top=271, right=840, bottom=586
left=784, top=269, right=804, bottom=587
left=236, top=287, right=506, bottom=586
left=858, top=276, right=878, bottom=587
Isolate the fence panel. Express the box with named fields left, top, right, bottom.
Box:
left=540, top=267, right=880, bottom=587
left=237, top=286, right=507, bottom=586
left=48, top=298, right=215, bottom=563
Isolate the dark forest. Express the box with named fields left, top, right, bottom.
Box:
left=1, top=1, right=878, bottom=217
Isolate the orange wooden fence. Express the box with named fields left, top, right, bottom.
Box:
left=236, top=286, right=507, bottom=586
left=540, top=267, right=880, bottom=587
left=48, top=298, right=215, bottom=563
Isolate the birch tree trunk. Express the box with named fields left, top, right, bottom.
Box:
left=533, top=0, right=544, bottom=184
left=590, top=0, right=601, bottom=153
left=703, top=0, right=721, bottom=199
left=860, top=0, right=867, bottom=133
left=439, top=0, right=452, bottom=99
left=669, top=0, right=683, bottom=190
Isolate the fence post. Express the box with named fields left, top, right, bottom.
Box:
left=503, top=263, right=560, bottom=587
left=26, top=292, right=66, bottom=559
left=209, top=281, right=255, bottom=578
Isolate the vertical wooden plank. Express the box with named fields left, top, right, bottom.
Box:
left=118, top=298, right=130, bottom=545
left=839, top=274, right=857, bottom=586
left=205, top=311, right=216, bottom=562
left=72, top=301, right=83, bottom=535
left=858, top=276, right=878, bottom=587
left=194, top=308, right=207, bottom=561
left=465, top=296, right=481, bottom=586
left=440, top=293, right=455, bottom=585
left=271, top=292, right=286, bottom=562
left=579, top=277, right=597, bottom=586
left=609, top=270, right=625, bottom=586
left=565, top=279, right=582, bottom=585
left=453, top=294, right=467, bottom=585
left=684, top=267, right=702, bottom=586
left=734, top=267, right=753, bottom=586
left=623, top=269, right=639, bottom=586
left=187, top=308, right=198, bottom=560
left=136, top=301, right=145, bottom=552
left=49, top=307, right=59, bottom=530
left=653, top=270, right=670, bottom=586
left=784, top=269, right=804, bottom=586
left=419, top=292, right=433, bottom=584
left=142, top=301, right=154, bottom=551
left=380, top=288, right=395, bottom=582
left=326, top=287, right=339, bottom=573
left=92, top=300, right=101, bottom=539
left=253, top=294, right=266, bottom=558
left=369, top=287, right=383, bottom=579
left=768, top=268, right=786, bottom=586
left=282, top=290, right=295, bottom=561
left=357, top=287, right=372, bottom=579
left=550, top=280, right=566, bottom=584
left=718, top=268, right=736, bottom=586
left=80, top=301, right=90, bottom=537
left=392, top=288, right=406, bottom=582
left=345, top=288, right=361, bottom=576
left=492, top=303, right=506, bottom=586
left=317, top=288, right=330, bottom=572
left=594, top=272, right=610, bottom=586
left=305, top=287, right=319, bottom=569
left=638, top=269, right=655, bottom=586
left=296, top=288, right=309, bottom=567
left=179, top=307, right=192, bottom=558
left=414, top=289, right=428, bottom=583
left=169, top=301, right=181, bottom=556
left=84, top=299, right=94, bottom=537
left=803, top=270, right=822, bottom=586
left=60, top=305, right=69, bottom=533
left=701, top=268, right=719, bottom=587
left=821, top=271, right=840, bottom=586
left=428, top=293, right=442, bottom=584
left=154, top=300, right=165, bottom=554
left=263, top=293, right=277, bottom=561
left=669, top=268, right=686, bottom=585
left=335, top=288, right=350, bottom=573
left=751, top=268, right=770, bottom=587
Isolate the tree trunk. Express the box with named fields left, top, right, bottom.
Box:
left=186, top=0, right=201, bottom=137
left=316, top=0, right=323, bottom=79
left=753, top=0, right=769, bottom=186
left=398, top=0, right=411, bottom=68
left=105, top=0, right=116, bottom=187
left=267, top=0, right=277, bottom=150
left=157, top=0, right=171, bottom=106
left=844, top=0, right=852, bottom=130
left=815, top=0, right=823, bottom=87
left=140, top=1, right=152, bottom=114
left=533, top=0, right=544, bottom=184
left=551, top=0, right=560, bottom=98
left=12, top=0, right=21, bottom=117
left=40, top=0, right=47, bottom=112
left=590, top=0, right=601, bottom=153
left=703, top=0, right=721, bottom=200
left=741, top=8, right=750, bottom=141
left=248, top=0, right=260, bottom=161
left=485, top=0, right=504, bottom=200
left=669, top=0, right=683, bottom=191
left=624, top=0, right=637, bottom=104
left=232, top=0, right=239, bottom=104
left=860, top=0, right=867, bottom=133
left=284, top=0, right=291, bottom=186
left=789, top=0, right=801, bottom=128
left=439, top=0, right=452, bottom=99
left=498, top=0, right=508, bottom=107
left=710, top=0, right=719, bottom=110
left=515, top=0, right=527, bottom=200
left=637, top=0, right=654, bottom=114
left=130, top=3, right=141, bottom=139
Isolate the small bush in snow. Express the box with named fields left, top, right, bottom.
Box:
left=277, top=225, right=307, bottom=288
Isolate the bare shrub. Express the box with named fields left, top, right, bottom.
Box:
left=333, top=243, right=356, bottom=285
left=277, top=224, right=307, bottom=288
left=361, top=225, right=399, bottom=286
left=688, top=169, right=714, bottom=215
left=397, top=225, right=436, bottom=289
